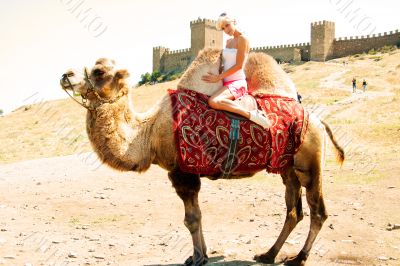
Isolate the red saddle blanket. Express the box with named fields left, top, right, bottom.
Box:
left=169, top=89, right=308, bottom=176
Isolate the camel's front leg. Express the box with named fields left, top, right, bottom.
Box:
left=168, top=169, right=208, bottom=266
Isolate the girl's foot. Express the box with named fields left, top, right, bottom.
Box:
left=249, top=110, right=270, bottom=128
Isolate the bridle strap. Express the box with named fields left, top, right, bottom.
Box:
left=61, top=68, right=128, bottom=112
left=60, top=74, right=95, bottom=111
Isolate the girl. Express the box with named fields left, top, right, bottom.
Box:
left=201, top=13, right=269, bottom=128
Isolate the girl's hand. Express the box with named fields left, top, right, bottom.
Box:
left=201, top=72, right=221, bottom=83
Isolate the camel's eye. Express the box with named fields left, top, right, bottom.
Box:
left=66, top=72, right=74, bottom=77
left=93, top=69, right=105, bottom=76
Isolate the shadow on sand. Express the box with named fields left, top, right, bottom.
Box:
left=144, top=255, right=286, bottom=265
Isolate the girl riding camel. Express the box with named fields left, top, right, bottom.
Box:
left=201, top=13, right=270, bottom=128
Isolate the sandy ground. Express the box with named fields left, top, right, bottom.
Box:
left=1, top=51, right=400, bottom=265
left=0, top=151, right=399, bottom=266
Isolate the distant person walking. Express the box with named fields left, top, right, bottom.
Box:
left=352, top=77, right=357, bottom=93
left=362, top=79, right=367, bottom=93
left=297, top=92, right=302, bottom=104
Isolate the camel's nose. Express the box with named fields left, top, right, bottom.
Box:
left=60, top=74, right=68, bottom=87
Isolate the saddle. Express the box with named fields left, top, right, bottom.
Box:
left=168, top=89, right=308, bottom=177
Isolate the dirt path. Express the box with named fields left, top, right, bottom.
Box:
left=1, top=153, right=399, bottom=265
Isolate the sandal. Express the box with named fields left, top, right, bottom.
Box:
left=249, top=110, right=270, bottom=128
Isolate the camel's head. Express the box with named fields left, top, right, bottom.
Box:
left=60, top=58, right=130, bottom=106
left=177, top=48, right=223, bottom=95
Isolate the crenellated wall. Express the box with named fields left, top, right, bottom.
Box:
left=153, top=18, right=399, bottom=72
left=159, top=48, right=193, bottom=73
left=333, top=30, right=400, bottom=58
left=251, top=43, right=311, bottom=62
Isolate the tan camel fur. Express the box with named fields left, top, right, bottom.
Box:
left=60, top=49, right=344, bottom=266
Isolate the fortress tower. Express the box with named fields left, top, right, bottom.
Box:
left=152, top=46, right=169, bottom=72
left=310, top=21, right=335, bottom=61
left=190, top=18, right=223, bottom=57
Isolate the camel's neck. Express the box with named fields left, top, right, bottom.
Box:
left=86, top=94, right=155, bottom=172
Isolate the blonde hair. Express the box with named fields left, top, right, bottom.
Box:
left=216, top=13, right=236, bottom=30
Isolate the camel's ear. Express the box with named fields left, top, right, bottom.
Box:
left=115, top=69, right=130, bottom=80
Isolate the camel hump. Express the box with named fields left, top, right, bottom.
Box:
left=222, top=95, right=258, bottom=120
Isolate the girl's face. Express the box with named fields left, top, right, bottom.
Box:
left=221, top=21, right=235, bottom=36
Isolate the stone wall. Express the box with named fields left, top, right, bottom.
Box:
left=159, top=48, right=193, bottom=73
left=153, top=18, right=400, bottom=72
left=251, top=43, right=311, bottom=62
left=333, top=30, right=400, bottom=58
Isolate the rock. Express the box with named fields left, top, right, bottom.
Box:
left=24, top=263, right=33, bottom=266
left=94, top=254, right=105, bottom=259
left=88, top=248, right=95, bottom=252
left=81, top=224, right=89, bottom=230
left=329, top=224, right=334, bottom=230
left=0, top=229, right=6, bottom=232
left=68, top=251, right=77, bottom=258
left=378, top=256, right=389, bottom=261
left=386, top=223, right=400, bottom=231
left=3, top=255, right=15, bottom=259
left=387, top=186, right=396, bottom=189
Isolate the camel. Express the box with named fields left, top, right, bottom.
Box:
left=60, top=50, right=344, bottom=266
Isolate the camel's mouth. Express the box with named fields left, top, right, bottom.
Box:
left=60, top=69, right=85, bottom=93
left=60, top=73, right=78, bottom=91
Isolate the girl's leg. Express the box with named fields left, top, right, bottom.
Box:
left=208, top=86, right=250, bottom=118
left=208, top=86, right=270, bottom=128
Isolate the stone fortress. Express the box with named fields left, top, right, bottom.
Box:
left=153, top=18, right=400, bottom=73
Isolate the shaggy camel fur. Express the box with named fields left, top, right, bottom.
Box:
left=60, top=49, right=344, bottom=266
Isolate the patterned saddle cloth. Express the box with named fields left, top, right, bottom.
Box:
left=168, top=89, right=308, bottom=177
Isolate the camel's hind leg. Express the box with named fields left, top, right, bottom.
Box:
left=285, top=165, right=328, bottom=266
left=168, top=168, right=207, bottom=266
left=254, top=167, right=303, bottom=264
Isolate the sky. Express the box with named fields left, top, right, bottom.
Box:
left=0, top=0, right=399, bottom=114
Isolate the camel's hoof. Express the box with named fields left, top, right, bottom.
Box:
left=253, top=252, right=275, bottom=264
left=284, top=252, right=307, bottom=266
left=183, top=254, right=208, bottom=266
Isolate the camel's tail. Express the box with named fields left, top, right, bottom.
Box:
left=321, top=120, right=345, bottom=165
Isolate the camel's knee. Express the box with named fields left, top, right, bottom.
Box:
left=310, top=205, right=328, bottom=228
left=320, top=207, right=328, bottom=223
left=184, top=213, right=201, bottom=233
left=285, top=210, right=299, bottom=227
